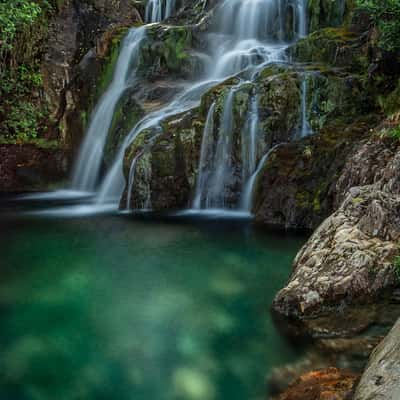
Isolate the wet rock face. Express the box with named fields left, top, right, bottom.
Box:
left=138, top=25, right=197, bottom=80
left=122, top=108, right=202, bottom=210
left=354, top=318, right=400, bottom=400
left=253, top=120, right=369, bottom=229
left=41, top=0, right=141, bottom=150
left=273, top=186, right=400, bottom=318
left=307, top=0, right=356, bottom=33
left=277, top=367, right=359, bottom=400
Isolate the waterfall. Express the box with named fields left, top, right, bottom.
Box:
left=126, top=152, right=143, bottom=210
left=299, top=74, right=313, bottom=138
left=193, top=102, right=216, bottom=209
left=145, top=0, right=177, bottom=23
left=81, top=0, right=311, bottom=211
left=241, top=93, right=259, bottom=187
left=70, top=27, right=146, bottom=192
left=240, top=144, right=282, bottom=211
left=297, top=0, right=308, bottom=38
left=204, top=88, right=236, bottom=209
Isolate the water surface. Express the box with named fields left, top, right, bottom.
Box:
left=0, top=205, right=305, bottom=400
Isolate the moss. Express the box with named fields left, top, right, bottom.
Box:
left=308, top=0, right=357, bottom=32
left=0, top=137, right=61, bottom=149
left=293, top=27, right=367, bottom=72
left=104, top=89, right=144, bottom=166
left=394, top=256, right=400, bottom=282
left=94, top=27, right=129, bottom=102
left=138, top=25, right=193, bottom=78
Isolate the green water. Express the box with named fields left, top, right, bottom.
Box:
left=0, top=211, right=305, bottom=400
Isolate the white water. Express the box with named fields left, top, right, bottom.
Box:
left=70, top=27, right=146, bottom=192
left=145, top=0, right=177, bottom=22
left=204, top=88, right=236, bottom=208
left=299, top=74, right=313, bottom=138
left=190, top=0, right=308, bottom=212
left=126, top=152, right=143, bottom=210
left=193, top=102, right=216, bottom=209
left=66, top=0, right=311, bottom=215
left=242, top=93, right=259, bottom=188
left=240, top=144, right=282, bottom=211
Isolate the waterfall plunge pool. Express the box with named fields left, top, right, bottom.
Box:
left=0, top=200, right=307, bottom=400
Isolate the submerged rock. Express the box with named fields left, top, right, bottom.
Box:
left=277, top=367, right=359, bottom=400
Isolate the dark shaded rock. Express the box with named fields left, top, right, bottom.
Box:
left=0, top=145, right=67, bottom=192
left=308, top=0, right=356, bottom=33
left=122, top=108, right=202, bottom=210
left=254, top=120, right=370, bottom=229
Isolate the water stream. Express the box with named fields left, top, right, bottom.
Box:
left=68, top=0, right=310, bottom=214
left=70, top=28, right=146, bottom=192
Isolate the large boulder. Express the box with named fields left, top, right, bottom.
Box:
left=273, top=186, right=400, bottom=318
left=354, top=318, right=400, bottom=400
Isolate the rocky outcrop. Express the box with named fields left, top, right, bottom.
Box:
left=122, top=108, right=202, bottom=210
left=253, top=119, right=371, bottom=229
left=354, top=318, right=400, bottom=400
left=335, top=117, right=400, bottom=206
left=273, top=186, right=400, bottom=318
left=277, top=368, right=359, bottom=400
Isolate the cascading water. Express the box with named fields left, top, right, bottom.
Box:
left=190, top=0, right=309, bottom=212
left=70, top=27, right=146, bottom=192
left=241, top=93, right=260, bottom=189
left=145, top=0, right=177, bottom=23
left=72, top=0, right=311, bottom=213
left=299, top=73, right=313, bottom=138
left=240, top=144, right=282, bottom=211
left=204, top=88, right=236, bottom=209
left=193, top=102, right=216, bottom=209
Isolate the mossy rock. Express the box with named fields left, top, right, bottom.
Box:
left=293, top=26, right=368, bottom=72
left=138, top=24, right=197, bottom=79
left=307, top=0, right=357, bottom=33
left=253, top=116, right=378, bottom=229
left=103, top=87, right=145, bottom=166
left=122, top=107, right=203, bottom=210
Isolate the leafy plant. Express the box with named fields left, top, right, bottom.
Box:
left=357, top=0, right=400, bottom=52
left=0, top=0, right=42, bottom=52
left=394, top=256, right=400, bottom=281
left=378, top=125, right=400, bottom=140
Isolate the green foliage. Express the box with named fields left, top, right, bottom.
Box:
left=0, top=1, right=55, bottom=141
left=394, top=256, right=400, bottom=281
left=356, top=0, right=400, bottom=52
left=379, top=125, right=400, bottom=140
left=0, top=0, right=43, bottom=52
left=0, top=64, right=49, bottom=141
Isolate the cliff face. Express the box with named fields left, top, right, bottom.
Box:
left=0, top=0, right=141, bottom=192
